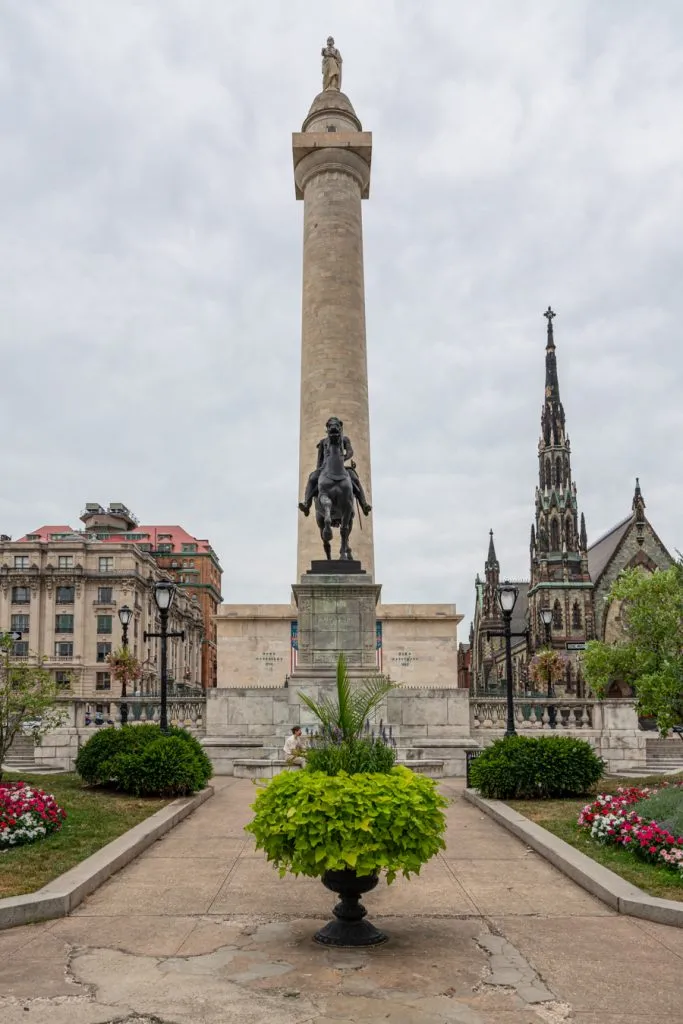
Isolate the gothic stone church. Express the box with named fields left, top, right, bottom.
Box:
left=470, top=309, right=673, bottom=697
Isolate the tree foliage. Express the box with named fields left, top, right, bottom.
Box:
left=583, top=563, right=683, bottom=733
left=0, top=636, right=67, bottom=779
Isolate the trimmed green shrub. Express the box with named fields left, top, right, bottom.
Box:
left=105, top=736, right=209, bottom=797
left=635, top=786, right=683, bottom=838
left=304, top=738, right=396, bottom=775
left=245, top=766, right=448, bottom=883
left=75, top=724, right=212, bottom=795
left=468, top=735, right=605, bottom=799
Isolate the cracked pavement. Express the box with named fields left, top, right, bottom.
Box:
left=1, top=779, right=682, bottom=1023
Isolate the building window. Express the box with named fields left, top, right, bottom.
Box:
left=55, top=614, right=74, bottom=633
left=55, top=670, right=71, bottom=689
left=14, top=556, right=29, bottom=569
left=97, top=615, right=113, bottom=634
left=552, top=600, right=563, bottom=630
left=572, top=601, right=582, bottom=630
left=11, top=614, right=29, bottom=632
left=58, top=555, right=74, bottom=569
left=97, top=586, right=113, bottom=603
left=56, top=585, right=75, bottom=604
left=12, top=641, right=29, bottom=657
left=565, top=518, right=573, bottom=549
left=96, top=672, right=111, bottom=691
left=55, top=641, right=73, bottom=658
left=182, top=544, right=197, bottom=553
left=11, top=586, right=30, bottom=604
left=96, top=641, right=112, bottom=663
left=98, top=557, right=114, bottom=573
left=158, top=543, right=173, bottom=553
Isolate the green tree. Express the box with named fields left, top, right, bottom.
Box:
left=583, top=563, right=683, bottom=733
left=0, top=636, right=68, bottom=779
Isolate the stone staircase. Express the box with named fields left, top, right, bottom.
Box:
left=202, top=734, right=480, bottom=779
left=612, top=736, right=683, bottom=778
left=2, top=733, right=65, bottom=775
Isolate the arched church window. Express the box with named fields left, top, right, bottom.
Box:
left=565, top=518, right=573, bottom=549
left=553, top=599, right=563, bottom=629
left=572, top=601, right=582, bottom=630
left=540, top=459, right=545, bottom=488
left=545, top=457, right=551, bottom=487
left=550, top=518, right=560, bottom=550
left=555, top=456, right=563, bottom=487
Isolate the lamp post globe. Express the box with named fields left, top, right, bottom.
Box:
left=497, top=581, right=518, bottom=738
left=153, top=580, right=176, bottom=613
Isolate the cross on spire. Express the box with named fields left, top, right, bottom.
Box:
left=544, top=306, right=556, bottom=348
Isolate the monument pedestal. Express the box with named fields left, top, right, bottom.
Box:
left=291, top=563, right=381, bottom=676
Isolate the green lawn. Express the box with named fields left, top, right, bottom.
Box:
left=0, top=772, right=168, bottom=899
left=507, top=774, right=683, bottom=903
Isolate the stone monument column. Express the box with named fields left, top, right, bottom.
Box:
left=293, top=43, right=374, bottom=579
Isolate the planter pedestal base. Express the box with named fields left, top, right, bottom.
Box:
left=314, top=869, right=387, bottom=947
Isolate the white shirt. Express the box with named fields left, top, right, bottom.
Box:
left=283, top=733, right=303, bottom=757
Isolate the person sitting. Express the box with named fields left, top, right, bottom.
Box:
left=283, top=726, right=306, bottom=764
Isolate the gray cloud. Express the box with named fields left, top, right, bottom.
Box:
left=0, top=1, right=681, bottom=634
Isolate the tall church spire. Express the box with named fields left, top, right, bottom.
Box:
left=486, top=528, right=498, bottom=570
left=482, top=529, right=500, bottom=618
left=529, top=309, right=592, bottom=659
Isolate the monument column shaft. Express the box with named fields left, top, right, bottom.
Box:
left=295, top=141, right=374, bottom=579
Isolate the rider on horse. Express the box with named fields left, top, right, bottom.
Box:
left=299, top=417, right=372, bottom=517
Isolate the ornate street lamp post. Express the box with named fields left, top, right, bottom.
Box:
left=117, top=604, right=133, bottom=726
left=498, top=582, right=519, bottom=738
left=143, top=581, right=185, bottom=732
left=540, top=607, right=556, bottom=728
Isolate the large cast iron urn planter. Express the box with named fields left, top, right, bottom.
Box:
left=314, top=869, right=387, bottom=946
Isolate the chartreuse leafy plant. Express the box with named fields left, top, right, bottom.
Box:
left=469, top=735, right=604, bottom=800
left=245, top=766, right=447, bottom=883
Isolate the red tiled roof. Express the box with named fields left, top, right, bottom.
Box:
left=106, top=526, right=213, bottom=553
left=16, top=525, right=75, bottom=542
left=16, top=523, right=213, bottom=555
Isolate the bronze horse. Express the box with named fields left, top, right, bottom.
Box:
left=315, top=417, right=355, bottom=560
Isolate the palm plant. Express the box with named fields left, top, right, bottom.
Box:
left=298, top=654, right=395, bottom=742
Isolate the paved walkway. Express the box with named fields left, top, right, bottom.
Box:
left=1, top=779, right=682, bottom=1024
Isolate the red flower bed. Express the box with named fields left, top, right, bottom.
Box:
left=0, top=782, right=66, bottom=848
left=578, top=784, right=683, bottom=877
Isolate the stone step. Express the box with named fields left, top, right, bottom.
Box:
left=232, top=758, right=445, bottom=780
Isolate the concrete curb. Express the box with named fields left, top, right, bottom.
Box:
left=464, top=788, right=683, bottom=928
left=0, top=785, right=214, bottom=931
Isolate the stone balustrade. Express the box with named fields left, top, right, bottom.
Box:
left=470, top=697, right=598, bottom=731
left=68, top=697, right=206, bottom=733
left=468, top=697, right=646, bottom=773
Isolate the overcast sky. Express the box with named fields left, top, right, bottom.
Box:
left=1, top=1, right=681, bottom=633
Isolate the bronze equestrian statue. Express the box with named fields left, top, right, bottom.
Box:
left=299, top=417, right=372, bottom=560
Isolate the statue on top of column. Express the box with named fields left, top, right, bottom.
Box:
left=321, top=37, right=342, bottom=91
